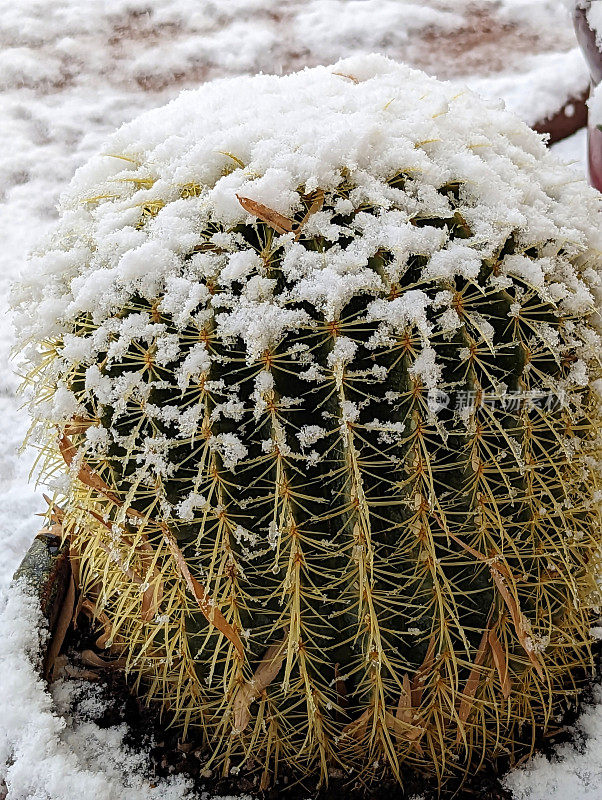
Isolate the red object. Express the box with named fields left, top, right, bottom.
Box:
left=573, top=3, right=602, bottom=190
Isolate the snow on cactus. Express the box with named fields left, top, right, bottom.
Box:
left=12, top=54, right=602, bottom=792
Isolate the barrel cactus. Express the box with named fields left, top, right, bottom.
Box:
left=14, top=55, right=602, bottom=792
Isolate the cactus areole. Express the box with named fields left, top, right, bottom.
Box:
left=13, top=56, right=602, bottom=792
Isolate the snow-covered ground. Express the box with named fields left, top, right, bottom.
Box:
left=0, top=1, right=596, bottom=798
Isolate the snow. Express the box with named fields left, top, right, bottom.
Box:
left=0, top=0, right=596, bottom=798
left=588, top=1, right=602, bottom=48
left=550, top=126, right=589, bottom=175
left=14, top=56, right=601, bottom=401
left=0, top=580, right=193, bottom=800
left=504, top=683, right=602, bottom=799
left=472, top=48, right=589, bottom=127
left=591, top=82, right=602, bottom=127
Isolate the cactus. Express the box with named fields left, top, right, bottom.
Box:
left=15, top=57, right=602, bottom=792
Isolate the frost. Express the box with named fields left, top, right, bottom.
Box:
left=159, top=277, right=210, bottom=329
left=569, top=359, right=589, bottom=387
left=155, top=334, right=180, bottom=366
left=422, top=244, right=482, bottom=281
left=502, top=254, right=548, bottom=289
left=340, top=401, right=359, bottom=423
left=135, top=435, right=174, bottom=478
left=51, top=385, right=82, bottom=424
left=291, top=267, right=384, bottom=321
left=84, top=426, right=110, bottom=456
left=268, top=520, right=279, bottom=548
left=14, top=57, right=602, bottom=394
left=220, top=249, right=262, bottom=284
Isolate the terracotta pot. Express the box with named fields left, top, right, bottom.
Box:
left=574, top=2, right=602, bottom=190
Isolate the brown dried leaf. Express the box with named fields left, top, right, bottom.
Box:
left=488, top=626, right=512, bottom=699
left=63, top=665, right=102, bottom=681
left=392, top=674, right=424, bottom=752
left=396, top=674, right=412, bottom=724
left=79, top=599, right=113, bottom=650
left=233, top=633, right=287, bottom=733
left=491, top=569, right=544, bottom=679
left=84, top=508, right=158, bottom=623
left=45, top=573, right=75, bottom=680
left=342, top=707, right=371, bottom=741
left=59, top=435, right=120, bottom=505
left=444, top=528, right=542, bottom=674
left=42, top=494, right=65, bottom=525
left=83, top=506, right=164, bottom=620
left=456, top=624, right=490, bottom=743
left=236, top=195, right=294, bottom=234
left=80, top=649, right=126, bottom=670
left=160, top=524, right=244, bottom=657
left=411, top=634, right=435, bottom=707
left=387, top=716, right=424, bottom=753
left=294, top=189, right=324, bottom=240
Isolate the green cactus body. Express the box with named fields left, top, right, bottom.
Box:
left=14, top=56, right=602, bottom=791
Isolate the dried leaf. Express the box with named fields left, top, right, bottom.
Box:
left=342, top=707, right=371, bottom=741
left=81, top=649, right=126, bottom=670
left=42, top=494, right=65, bottom=525
left=79, top=599, right=113, bottom=649
left=59, top=435, right=120, bottom=505
left=488, top=626, right=512, bottom=699
left=444, top=527, right=543, bottom=675
left=387, top=716, right=424, bottom=753
left=391, top=674, right=424, bottom=752
left=63, top=665, right=102, bottom=681
left=159, top=524, right=244, bottom=657
left=45, top=573, right=75, bottom=680
left=396, top=674, right=412, bottom=724
left=84, top=508, right=158, bottom=623
left=456, top=625, right=490, bottom=743
left=411, top=634, right=435, bottom=707
left=233, top=633, right=287, bottom=732
left=491, top=569, right=544, bottom=679
left=294, top=189, right=324, bottom=240
left=82, top=505, right=164, bottom=619
left=236, top=195, right=294, bottom=234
